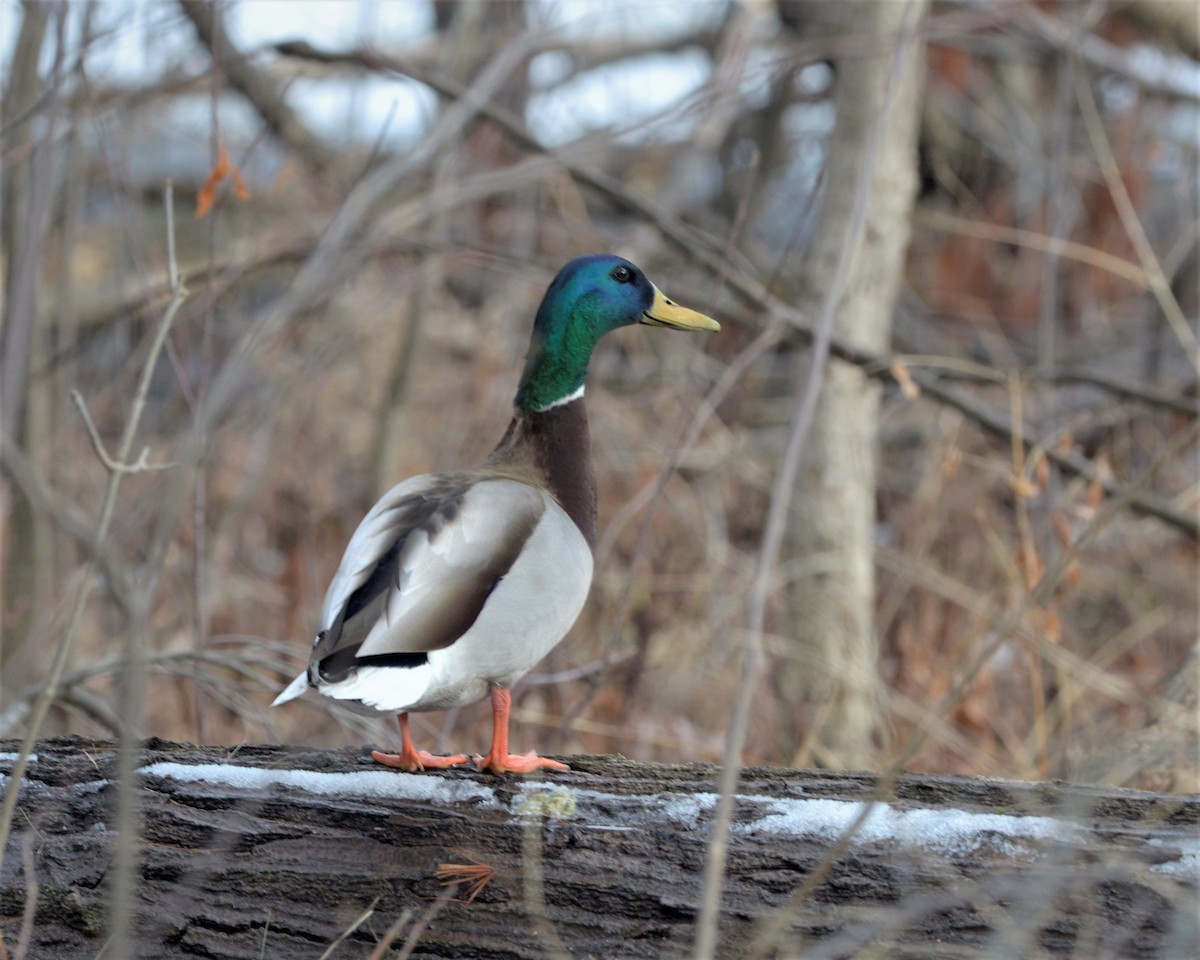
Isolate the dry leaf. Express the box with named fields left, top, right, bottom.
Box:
left=942, top=447, right=962, bottom=480
left=196, top=142, right=250, bottom=218
left=890, top=359, right=920, bottom=399
left=231, top=165, right=252, bottom=201
left=1052, top=511, right=1073, bottom=550
left=1034, top=452, right=1049, bottom=491
left=1012, top=474, right=1039, bottom=500
left=1021, top=541, right=1044, bottom=590
left=1046, top=609, right=1062, bottom=644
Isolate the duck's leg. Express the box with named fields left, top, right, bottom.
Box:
left=372, top=713, right=468, bottom=771
left=473, top=687, right=569, bottom=774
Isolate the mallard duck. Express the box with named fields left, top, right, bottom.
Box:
left=273, top=254, right=719, bottom=774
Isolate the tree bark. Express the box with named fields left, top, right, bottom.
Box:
left=1, top=737, right=1195, bottom=959
left=778, top=1, right=926, bottom=770
left=1, top=1, right=56, bottom=686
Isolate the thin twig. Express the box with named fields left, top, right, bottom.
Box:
left=392, top=888, right=454, bottom=960
left=132, top=31, right=545, bottom=619
left=70, top=391, right=175, bottom=473
left=1045, top=368, right=1197, bottom=417
left=0, top=183, right=188, bottom=880
left=887, top=358, right=1197, bottom=419
left=746, top=416, right=1200, bottom=959
left=1071, top=53, right=1199, bottom=374
left=316, top=896, right=378, bottom=960
left=256, top=910, right=271, bottom=960
left=269, top=36, right=1198, bottom=538
left=179, top=0, right=332, bottom=175
left=0, top=439, right=136, bottom=605
left=1021, top=4, right=1200, bottom=103
left=520, top=817, right=572, bottom=960
left=693, top=4, right=924, bottom=957
left=12, top=835, right=38, bottom=960
left=563, top=115, right=763, bottom=735
left=108, top=181, right=190, bottom=960
left=913, top=208, right=1149, bottom=287
left=916, top=375, right=1198, bottom=538
left=363, top=909, right=413, bottom=960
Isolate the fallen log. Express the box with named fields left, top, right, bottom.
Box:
left=0, top=736, right=1196, bottom=958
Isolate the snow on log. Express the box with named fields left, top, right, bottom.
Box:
left=1, top=736, right=1196, bottom=958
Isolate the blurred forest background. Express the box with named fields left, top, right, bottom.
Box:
left=1, top=0, right=1197, bottom=795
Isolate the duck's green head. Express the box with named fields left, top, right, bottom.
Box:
left=515, top=254, right=719, bottom=412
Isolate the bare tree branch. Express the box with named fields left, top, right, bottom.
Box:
left=0, top=184, right=188, bottom=891
left=178, top=0, right=334, bottom=177
left=1072, top=50, right=1199, bottom=373
left=270, top=38, right=1197, bottom=541
left=696, top=6, right=928, bottom=955
left=0, top=440, right=136, bottom=606
left=70, top=391, right=176, bottom=474
left=1044, top=368, right=1197, bottom=416
left=1024, top=3, right=1200, bottom=80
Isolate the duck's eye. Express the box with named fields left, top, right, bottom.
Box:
left=611, top=265, right=633, bottom=283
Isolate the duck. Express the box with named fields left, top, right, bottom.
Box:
left=273, top=254, right=719, bottom=774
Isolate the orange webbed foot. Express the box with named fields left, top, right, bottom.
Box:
left=471, top=750, right=569, bottom=775
left=371, top=748, right=469, bottom=772
left=374, top=713, right=469, bottom=772
left=473, top=688, right=569, bottom=774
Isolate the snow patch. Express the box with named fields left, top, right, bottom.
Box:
left=742, top=797, right=1076, bottom=857
left=0, top=753, right=37, bottom=764
left=894, top=806, right=1073, bottom=858
left=745, top=797, right=894, bottom=844
left=661, top=792, right=719, bottom=828
left=139, top=761, right=499, bottom=806
left=0, top=774, right=45, bottom=792
left=74, top=779, right=111, bottom=795
left=1148, top=837, right=1200, bottom=881
left=134, top=761, right=1153, bottom=868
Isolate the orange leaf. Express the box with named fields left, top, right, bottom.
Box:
left=195, top=179, right=217, bottom=220
left=196, top=143, right=251, bottom=217
left=1038, top=608, right=1062, bottom=644
left=196, top=144, right=231, bottom=219
left=231, top=166, right=252, bottom=201
left=1051, top=513, right=1081, bottom=587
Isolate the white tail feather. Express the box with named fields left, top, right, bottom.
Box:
left=272, top=672, right=310, bottom=707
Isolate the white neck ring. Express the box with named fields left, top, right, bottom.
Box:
left=536, top=384, right=585, bottom=411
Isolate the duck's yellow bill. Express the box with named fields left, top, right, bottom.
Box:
left=642, top=286, right=720, bottom=331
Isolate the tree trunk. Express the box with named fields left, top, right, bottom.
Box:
left=1, top=2, right=58, bottom=688
left=1, top=737, right=1195, bottom=959
left=779, top=1, right=926, bottom=770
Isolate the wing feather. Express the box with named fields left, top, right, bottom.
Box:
left=310, top=477, right=547, bottom=682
